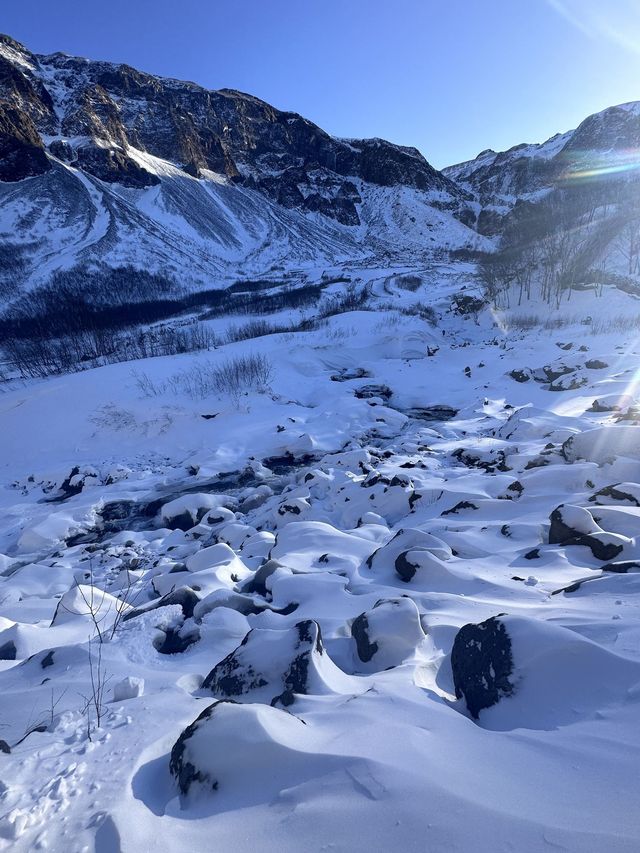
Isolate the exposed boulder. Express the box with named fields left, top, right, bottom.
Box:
left=562, top=426, right=640, bottom=464
left=160, top=493, right=233, bottom=532
left=549, top=504, right=628, bottom=561
left=588, top=482, right=640, bottom=507
left=589, top=394, right=636, bottom=413
left=0, top=640, right=17, bottom=661
left=509, top=368, right=532, bottom=383
left=202, top=619, right=351, bottom=706
left=366, top=527, right=451, bottom=584
left=453, top=614, right=640, bottom=729
left=351, top=597, right=425, bottom=671
left=154, top=621, right=200, bottom=655
left=169, top=700, right=314, bottom=803
left=548, top=372, right=587, bottom=392
left=451, top=615, right=514, bottom=719
left=123, top=586, right=200, bottom=622
left=354, top=384, right=392, bottom=401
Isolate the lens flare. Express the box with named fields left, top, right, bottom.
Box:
left=561, top=149, right=640, bottom=182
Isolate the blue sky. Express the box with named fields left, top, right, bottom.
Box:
left=3, top=0, right=640, bottom=168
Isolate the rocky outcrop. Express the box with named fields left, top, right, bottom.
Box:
left=0, top=102, right=51, bottom=181
left=73, top=145, right=160, bottom=188
left=548, top=504, right=628, bottom=561
left=0, top=32, right=466, bottom=226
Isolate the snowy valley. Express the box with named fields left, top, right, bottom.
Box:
left=1, top=30, right=640, bottom=853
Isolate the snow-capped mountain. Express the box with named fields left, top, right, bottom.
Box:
left=444, top=101, right=640, bottom=235
left=3, top=30, right=640, bottom=301
left=0, top=33, right=479, bottom=297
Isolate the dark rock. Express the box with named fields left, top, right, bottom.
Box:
left=548, top=374, right=587, bottom=392
left=549, top=505, right=624, bottom=562
left=542, top=363, right=576, bottom=383
left=154, top=623, right=200, bottom=655
left=351, top=613, right=378, bottom=662
left=0, top=103, right=51, bottom=181
left=589, top=484, right=640, bottom=506
left=441, top=500, right=478, bottom=516
left=202, top=619, right=328, bottom=707
left=241, top=559, right=280, bottom=597
left=354, top=384, right=392, bottom=401
left=170, top=701, right=230, bottom=796
left=164, top=510, right=198, bottom=532
left=451, top=616, right=514, bottom=719
left=405, top=406, right=458, bottom=422
left=0, top=640, right=17, bottom=660
left=74, top=145, right=160, bottom=188
left=524, top=457, right=550, bottom=470
left=0, top=739, right=10, bottom=754
left=277, top=502, right=302, bottom=516
left=394, top=551, right=419, bottom=583
left=330, top=367, right=370, bottom=382
left=41, top=650, right=55, bottom=669
left=600, top=560, right=640, bottom=573
left=48, top=139, right=74, bottom=161
left=124, top=586, right=200, bottom=622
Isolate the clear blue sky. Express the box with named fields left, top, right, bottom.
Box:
left=3, top=0, right=640, bottom=168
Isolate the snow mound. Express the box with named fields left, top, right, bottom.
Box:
left=366, top=527, right=452, bottom=583
left=351, top=597, right=426, bottom=671
left=563, top=427, right=640, bottom=464
left=202, top=619, right=358, bottom=706
left=169, top=700, right=347, bottom=807
left=452, top=615, right=640, bottom=730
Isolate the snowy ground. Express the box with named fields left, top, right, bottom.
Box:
left=1, top=269, right=640, bottom=851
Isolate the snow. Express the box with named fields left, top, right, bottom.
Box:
left=3, top=38, right=640, bottom=846
left=2, top=270, right=640, bottom=850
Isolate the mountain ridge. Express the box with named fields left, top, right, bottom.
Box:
left=0, top=32, right=481, bottom=295
left=2, top=31, right=640, bottom=298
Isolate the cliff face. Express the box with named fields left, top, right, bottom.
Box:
left=0, top=34, right=481, bottom=294
left=0, top=34, right=464, bottom=221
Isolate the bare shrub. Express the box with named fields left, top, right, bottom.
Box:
left=395, top=274, right=423, bottom=292
left=318, top=284, right=370, bottom=318
left=156, top=353, right=274, bottom=404
left=225, top=319, right=280, bottom=342
left=590, top=314, right=640, bottom=335
left=211, top=353, right=274, bottom=404
left=4, top=322, right=217, bottom=380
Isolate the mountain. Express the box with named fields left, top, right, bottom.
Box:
left=444, top=101, right=640, bottom=236
left=2, top=31, right=640, bottom=313
left=0, top=34, right=478, bottom=299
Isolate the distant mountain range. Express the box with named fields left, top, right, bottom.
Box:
left=1, top=31, right=639, bottom=301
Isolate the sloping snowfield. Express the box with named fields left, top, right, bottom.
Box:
left=1, top=271, right=640, bottom=851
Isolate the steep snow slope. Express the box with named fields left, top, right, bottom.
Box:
left=0, top=158, right=481, bottom=295
left=0, top=33, right=481, bottom=296
left=1, top=272, right=640, bottom=851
